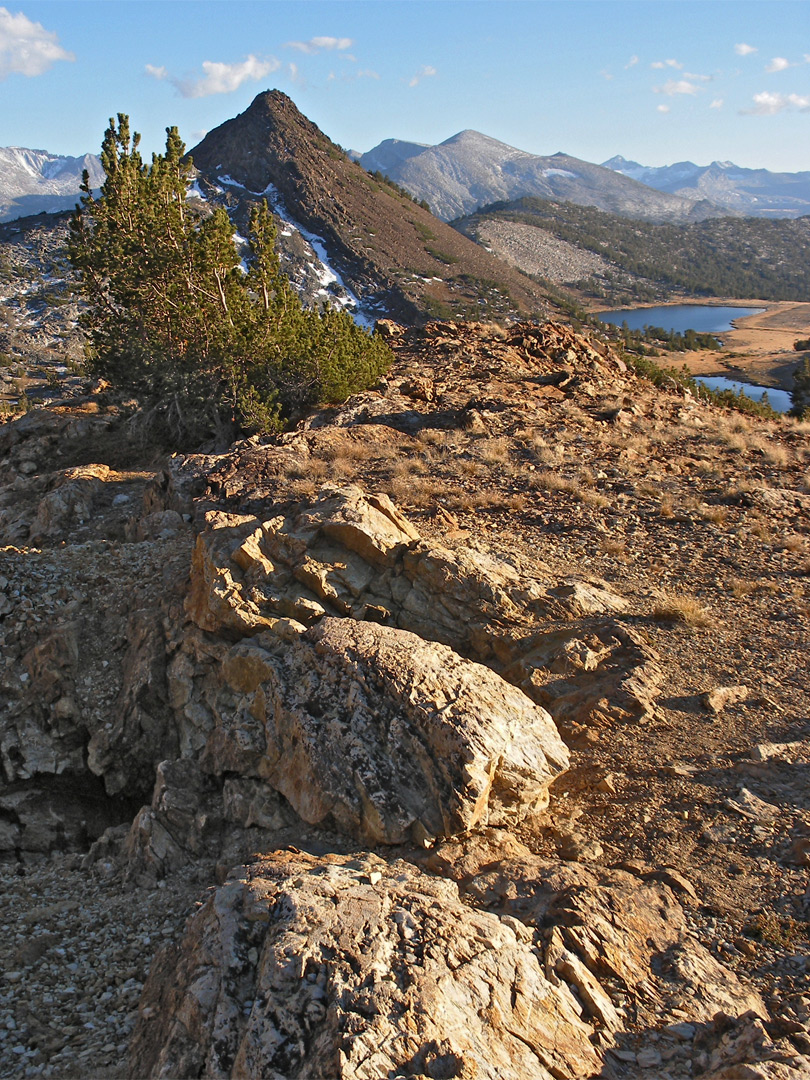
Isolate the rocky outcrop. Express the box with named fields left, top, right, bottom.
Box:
left=184, top=483, right=659, bottom=732
left=128, top=850, right=601, bottom=1080
left=174, top=618, right=567, bottom=845
left=128, top=843, right=772, bottom=1080
left=4, top=313, right=808, bottom=1079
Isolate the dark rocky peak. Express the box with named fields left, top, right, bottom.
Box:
left=188, top=91, right=557, bottom=325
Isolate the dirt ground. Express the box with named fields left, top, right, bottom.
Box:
left=667, top=301, right=810, bottom=391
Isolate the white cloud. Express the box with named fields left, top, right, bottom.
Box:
left=172, top=54, right=280, bottom=98
left=145, top=63, right=168, bottom=81
left=735, top=43, right=757, bottom=56
left=684, top=72, right=711, bottom=82
left=286, top=36, right=353, bottom=55
left=327, top=67, right=380, bottom=86
left=409, top=64, right=436, bottom=88
left=742, top=90, right=810, bottom=115
left=766, top=56, right=792, bottom=73
left=600, top=68, right=613, bottom=81
left=657, top=104, right=670, bottom=113
left=625, top=55, right=639, bottom=69
left=710, top=98, right=724, bottom=109
left=0, top=6, right=74, bottom=79
left=654, top=79, right=701, bottom=96
left=651, top=58, right=683, bottom=70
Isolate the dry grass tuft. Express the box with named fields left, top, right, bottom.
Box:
left=580, top=489, right=610, bottom=509
left=700, top=504, right=729, bottom=526
left=653, top=593, right=714, bottom=628
left=532, top=470, right=582, bottom=495
left=477, top=437, right=511, bottom=466
left=600, top=537, right=627, bottom=558
left=729, top=576, right=758, bottom=599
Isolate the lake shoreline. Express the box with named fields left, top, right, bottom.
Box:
left=586, top=298, right=810, bottom=392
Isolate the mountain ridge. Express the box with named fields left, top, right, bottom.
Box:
left=359, top=129, right=723, bottom=224
left=601, top=154, right=810, bottom=217
left=187, top=90, right=558, bottom=324
left=0, top=146, right=104, bottom=222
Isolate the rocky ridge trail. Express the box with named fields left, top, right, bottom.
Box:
left=0, top=319, right=808, bottom=1078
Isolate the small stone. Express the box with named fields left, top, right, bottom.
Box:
left=636, top=1046, right=663, bottom=1068
left=701, top=685, right=748, bottom=715
left=666, top=1022, right=696, bottom=1041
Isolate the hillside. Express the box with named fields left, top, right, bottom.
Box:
left=456, top=196, right=810, bottom=306
left=359, top=130, right=722, bottom=224
left=1, top=318, right=809, bottom=1078
left=188, top=92, right=558, bottom=324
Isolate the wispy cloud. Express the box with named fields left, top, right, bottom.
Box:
left=0, top=6, right=74, bottom=79
left=286, top=36, right=353, bottom=55
left=600, top=68, right=613, bottom=81
left=145, top=63, right=168, bottom=81
left=765, top=56, right=793, bottom=73
left=742, top=90, right=810, bottom=115
left=329, top=68, right=379, bottom=84
left=684, top=72, right=711, bottom=82
left=735, top=43, right=757, bottom=56
left=654, top=79, right=701, bottom=97
left=409, top=64, right=436, bottom=88
left=170, top=54, right=280, bottom=98
left=625, top=55, right=639, bottom=69
left=657, top=104, right=670, bottom=114
left=651, top=58, right=683, bottom=70
left=710, top=98, right=724, bottom=109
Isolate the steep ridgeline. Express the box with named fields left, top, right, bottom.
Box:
left=188, top=91, right=557, bottom=325
left=359, top=130, right=722, bottom=224
left=0, top=147, right=104, bottom=223
left=603, top=155, right=810, bottom=219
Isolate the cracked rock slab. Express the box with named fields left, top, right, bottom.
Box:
left=128, top=851, right=602, bottom=1080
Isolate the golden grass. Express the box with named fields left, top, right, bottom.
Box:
left=729, top=576, right=758, bottom=599
left=699, top=504, right=729, bottom=526
left=653, top=593, right=713, bottom=628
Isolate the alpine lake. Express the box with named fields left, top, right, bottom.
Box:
left=595, top=304, right=791, bottom=413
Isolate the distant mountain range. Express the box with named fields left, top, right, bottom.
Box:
left=359, top=132, right=719, bottom=224
left=3, top=119, right=810, bottom=231
left=360, top=135, right=810, bottom=222
left=601, top=156, right=810, bottom=218
left=0, top=147, right=104, bottom=223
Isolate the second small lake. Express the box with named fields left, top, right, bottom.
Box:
left=693, top=376, right=792, bottom=413
left=596, top=304, right=764, bottom=335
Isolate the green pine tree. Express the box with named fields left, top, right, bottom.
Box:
left=791, top=355, right=810, bottom=418
left=68, top=115, right=391, bottom=444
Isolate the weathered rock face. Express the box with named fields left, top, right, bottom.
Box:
left=128, top=614, right=568, bottom=878
left=129, top=843, right=773, bottom=1080
left=184, top=483, right=661, bottom=730
left=0, top=537, right=189, bottom=857
left=129, top=850, right=602, bottom=1080
left=194, top=618, right=566, bottom=844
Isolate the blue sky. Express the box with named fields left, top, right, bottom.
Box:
left=1, top=1, right=809, bottom=171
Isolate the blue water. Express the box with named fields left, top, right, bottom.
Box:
left=694, top=376, right=792, bottom=413
left=596, top=304, right=764, bottom=335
